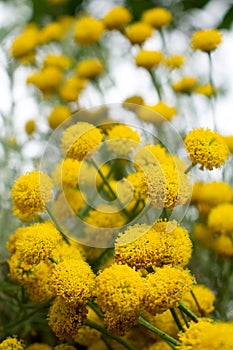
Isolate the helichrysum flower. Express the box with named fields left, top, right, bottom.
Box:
left=52, top=189, right=85, bottom=220
left=212, top=235, right=233, bottom=257
left=193, top=223, right=213, bottom=249
left=27, top=343, right=52, bottom=350
left=192, top=181, right=233, bottom=207
left=61, top=122, right=103, bottom=160
left=8, top=253, right=34, bottom=285
left=125, top=22, right=153, bottom=44
left=51, top=258, right=95, bottom=305
left=125, top=171, right=149, bottom=201
left=191, top=29, right=222, bottom=52
left=25, top=119, right=36, bottom=135
left=172, top=76, right=198, bottom=94
left=74, top=17, right=104, bottom=45
left=134, top=144, right=167, bottom=170
left=142, top=7, right=172, bottom=29
left=27, top=67, right=63, bottom=94
left=11, top=170, right=53, bottom=222
left=52, top=158, right=81, bottom=189
left=0, top=337, right=25, bottom=350
left=144, top=265, right=195, bottom=315
left=48, top=297, right=87, bottom=340
left=48, top=105, right=71, bottom=129
left=115, top=220, right=192, bottom=269
left=184, top=128, right=229, bottom=170
left=106, top=124, right=140, bottom=156
left=137, top=102, right=176, bottom=124
left=182, top=284, right=215, bottom=316
left=135, top=50, right=163, bottom=70
left=11, top=26, right=39, bottom=59
left=207, top=203, right=233, bottom=235
left=164, top=54, right=185, bottom=69
left=195, top=83, right=216, bottom=97
left=39, top=22, right=63, bottom=44
left=52, top=240, right=84, bottom=263
left=96, top=263, right=145, bottom=335
left=43, top=54, right=72, bottom=70
left=103, top=6, right=132, bottom=30
left=76, top=58, right=104, bottom=79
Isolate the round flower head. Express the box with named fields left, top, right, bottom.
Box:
left=192, top=181, right=233, bottom=207
left=11, top=26, right=39, bottom=59
left=135, top=50, right=163, bottom=70
left=52, top=158, right=81, bottom=189
left=184, top=128, right=229, bottom=170
left=61, top=122, right=103, bottom=160
left=125, top=22, right=153, bottom=45
left=134, top=144, right=167, bottom=170
left=212, top=235, right=233, bottom=257
left=191, top=29, right=222, bottom=52
left=164, top=54, right=185, bottom=69
left=125, top=171, right=149, bottom=201
left=48, top=297, right=87, bottom=340
left=27, top=67, right=63, bottom=94
left=52, top=189, right=85, bottom=221
left=106, top=124, right=140, bottom=156
left=207, top=203, right=233, bottom=236
left=103, top=6, right=132, bottom=30
left=27, top=343, right=52, bottom=350
left=11, top=170, right=53, bottom=222
left=172, top=76, right=198, bottom=94
left=48, top=105, right=71, bottom=129
left=182, top=284, right=215, bottom=316
left=74, top=17, right=104, bottom=45
left=142, top=7, right=172, bottom=29
left=43, top=54, right=71, bottom=70
left=59, top=76, right=87, bottom=102
left=0, top=337, right=25, bottom=350
left=144, top=266, right=195, bottom=315
left=76, top=58, right=104, bottom=79
left=137, top=102, right=176, bottom=124
left=195, top=83, right=216, bottom=97
left=39, top=22, right=63, bottom=44
left=25, top=119, right=36, bottom=135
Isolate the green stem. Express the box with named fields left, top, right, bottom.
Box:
left=138, top=316, right=181, bottom=347
left=148, top=70, right=162, bottom=100
left=184, top=163, right=196, bottom=174
left=208, top=51, right=217, bottom=131
left=92, top=248, right=113, bottom=273
left=178, top=308, right=189, bottom=328
left=46, top=205, right=70, bottom=245
left=87, top=300, right=104, bottom=319
left=178, top=301, right=198, bottom=323
left=170, top=308, right=184, bottom=332
left=87, top=320, right=137, bottom=350
left=190, top=290, right=204, bottom=317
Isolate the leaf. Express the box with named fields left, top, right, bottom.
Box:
left=217, top=5, right=233, bottom=29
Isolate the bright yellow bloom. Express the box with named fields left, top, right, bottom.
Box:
left=182, top=284, right=215, bottom=316
left=48, top=297, right=87, bottom=340
left=11, top=26, right=39, bottom=59
left=74, top=17, right=104, bottom=45
left=172, top=76, right=198, bottom=93
left=142, top=7, right=172, bottom=29
left=8, top=253, right=34, bottom=285
left=103, top=6, right=132, bottom=30
left=207, top=203, right=233, bottom=235
left=11, top=170, right=53, bottom=222
left=25, top=119, right=36, bottom=135
left=212, top=235, right=233, bottom=257
left=192, top=181, right=233, bottom=206
left=137, top=102, right=176, bottom=124
left=48, top=105, right=71, bottom=129
left=191, top=29, right=222, bottom=52
left=43, top=54, right=72, bottom=70
left=222, top=135, right=233, bottom=153
left=195, top=83, right=216, bottom=97
left=106, top=124, right=140, bottom=156
left=125, top=171, right=149, bottom=201
left=39, top=22, right=63, bottom=44
left=52, top=189, right=85, bottom=220
left=27, top=343, right=52, bottom=350
left=144, top=266, right=195, bottom=314
left=52, top=158, right=81, bottom=189
left=184, top=128, right=229, bottom=170
left=125, top=22, right=153, bottom=44
left=59, top=76, right=87, bottom=102
left=134, top=144, right=167, bottom=170
left=61, top=122, right=103, bottom=160
left=27, top=67, right=63, bottom=94
left=123, top=95, right=145, bottom=108
left=0, top=337, right=25, bottom=350
left=135, top=50, right=163, bottom=70
left=76, top=58, right=104, bottom=79
left=164, top=54, right=185, bottom=69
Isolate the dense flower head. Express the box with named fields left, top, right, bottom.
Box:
left=61, top=122, right=103, bottom=160
left=191, top=29, right=222, bottom=52
left=52, top=158, right=81, bottom=189
left=115, top=220, right=192, bottom=269
left=51, top=258, right=95, bottom=305
left=124, top=171, right=149, bottom=201
left=137, top=102, right=176, bottom=124
left=27, top=67, right=63, bottom=94
left=0, top=337, right=25, bottom=350
left=106, top=124, right=140, bottom=156
left=59, top=76, right=87, bottom=102
left=195, top=83, right=216, bottom=97
left=207, top=203, right=233, bottom=235
left=172, top=76, right=198, bottom=94
left=25, top=119, right=36, bottom=135
left=39, top=22, right=63, bottom=44
left=103, top=6, right=132, bottom=30
left=52, top=239, right=84, bottom=263
left=11, top=170, right=53, bottom=222
left=144, top=266, right=195, bottom=315
left=76, top=58, right=104, bottom=79
left=74, top=17, right=105, bottom=45
left=52, top=189, right=85, bottom=220
left=193, top=223, right=213, bottom=249
left=212, top=235, right=233, bottom=257
left=48, top=105, right=71, bottom=129
left=134, top=144, right=167, bottom=170
left=48, top=297, right=88, bottom=340
left=142, top=7, right=172, bottom=28
left=135, top=50, right=163, bottom=70
left=27, top=343, right=52, bottom=350
left=191, top=181, right=233, bottom=207
left=43, top=54, right=72, bottom=70
left=125, top=22, right=153, bottom=44
left=184, top=127, right=229, bottom=170
left=182, top=284, right=215, bottom=316
left=11, top=25, right=39, bottom=59
left=8, top=253, right=35, bottom=285
left=164, top=54, right=185, bottom=69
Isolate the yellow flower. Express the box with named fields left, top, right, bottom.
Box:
left=135, top=50, right=163, bottom=70
left=125, top=171, right=149, bottom=201
left=142, top=7, right=172, bottom=29
left=212, top=235, right=233, bottom=257
left=43, top=54, right=72, bottom=70
left=182, top=284, right=215, bottom=316
left=52, top=158, right=81, bottom=189
left=195, top=83, right=216, bottom=97
left=137, top=102, right=176, bottom=124
left=172, top=76, right=198, bottom=94
left=59, top=76, right=87, bottom=102
left=74, top=17, right=104, bottom=45
left=191, top=29, right=222, bottom=52
left=106, top=124, right=140, bottom=156
left=61, top=122, right=103, bottom=160
left=11, top=26, right=39, bottom=59
left=76, top=58, right=104, bottom=79
left=48, top=297, right=87, bottom=340
left=52, top=189, right=85, bottom=221
left=164, top=54, right=185, bottom=69
left=192, top=181, right=233, bottom=206
left=0, top=337, right=25, bottom=350
left=51, top=258, right=95, bottom=305
left=39, top=22, right=63, bottom=44
left=144, top=266, right=195, bottom=315
left=193, top=223, right=213, bottom=249
left=207, top=203, right=233, bottom=235
left=27, top=67, right=63, bottom=94
left=184, top=127, right=229, bottom=170
left=27, top=343, right=52, bottom=350
left=123, top=95, right=145, bottom=108
left=103, top=6, right=132, bottom=30
left=48, top=105, right=71, bottom=129
left=222, top=135, right=233, bottom=153
left=134, top=144, right=167, bottom=170
left=25, top=119, right=36, bottom=135
left=8, top=253, right=34, bottom=285
left=125, top=22, right=153, bottom=44
left=11, top=170, right=53, bottom=222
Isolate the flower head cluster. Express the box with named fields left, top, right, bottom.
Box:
left=0, top=337, right=25, bottom=350
left=76, top=58, right=104, bottom=79
left=207, top=203, right=233, bottom=235
left=125, top=22, right=153, bottom=44
left=52, top=158, right=81, bottom=189
left=172, top=76, right=198, bottom=94
left=27, top=67, right=63, bottom=94
left=142, top=7, right=172, bottom=28
left=48, top=105, right=71, bottom=129
left=106, top=124, right=140, bottom=156
left=103, top=6, right=132, bottom=30
left=74, top=17, right=104, bottom=45
left=191, top=29, right=222, bottom=52
left=182, top=284, right=215, bottom=316
left=135, top=50, right=163, bottom=70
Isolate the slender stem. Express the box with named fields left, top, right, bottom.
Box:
left=190, top=290, right=204, bottom=317
left=148, top=70, right=162, bottom=100
left=208, top=52, right=217, bottom=130
left=92, top=248, right=113, bottom=273
left=88, top=300, right=104, bottom=319
left=87, top=320, right=137, bottom=350
left=138, top=316, right=181, bottom=346
left=170, top=308, right=184, bottom=332
left=46, top=205, right=70, bottom=245
left=179, top=308, right=190, bottom=328
left=178, top=301, right=198, bottom=323
left=184, top=163, right=196, bottom=174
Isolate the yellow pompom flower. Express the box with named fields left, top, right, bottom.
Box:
left=125, top=171, right=149, bottom=201
left=51, top=258, right=95, bottom=305
left=222, top=135, right=233, bottom=153
left=125, top=22, right=153, bottom=45
left=25, top=119, right=36, bottom=135
left=74, top=17, right=104, bottom=45
left=52, top=189, right=85, bottom=221
left=39, top=22, right=63, bottom=44
left=106, top=124, right=140, bottom=156
left=48, top=105, right=71, bottom=129
left=8, top=253, right=35, bottom=285
left=191, top=29, right=222, bottom=52
left=103, top=6, right=132, bottom=30
left=11, top=170, right=53, bottom=222
left=61, top=122, right=103, bottom=160
left=59, top=76, right=87, bottom=102
left=96, top=264, right=145, bottom=335
left=192, top=181, right=233, bottom=207
left=52, top=240, right=84, bottom=264
left=76, top=58, right=104, bottom=79
left=11, top=26, right=39, bottom=59
left=195, top=83, right=216, bottom=97
left=115, top=220, right=192, bottom=269
left=212, top=235, right=233, bottom=257
left=164, top=54, right=185, bottom=69
left=134, top=144, right=167, bottom=170
left=135, top=50, right=163, bottom=70
left=48, top=297, right=87, bottom=340
left=27, top=67, right=63, bottom=94
left=52, top=158, right=81, bottom=189
left=207, top=203, right=233, bottom=235
left=27, top=343, right=52, bottom=350
left=172, top=76, right=198, bottom=94
left=144, top=266, right=195, bottom=315
left=182, top=284, right=215, bottom=317
left=0, top=337, right=25, bottom=350
left=184, top=128, right=229, bottom=170
left=43, top=54, right=72, bottom=70
left=142, top=7, right=172, bottom=29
